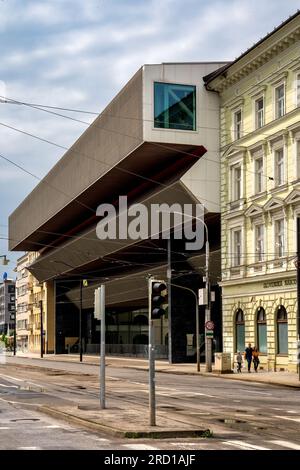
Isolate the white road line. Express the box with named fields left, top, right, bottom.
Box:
left=0, top=383, right=18, bottom=388
left=223, top=440, right=270, bottom=450
left=274, top=415, right=300, bottom=423
left=270, top=440, right=300, bottom=450
left=0, top=374, right=23, bottom=382
left=0, top=427, right=10, bottom=430
left=18, top=447, right=42, bottom=450
left=287, top=410, right=298, bottom=414
left=123, top=444, right=159, bottom=450
left=43, top=425, right=62, bottom=429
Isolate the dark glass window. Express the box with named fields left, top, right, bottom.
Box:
left=256, top=307, right=267, bottom=353
left=154, top=82, right=196, bottom=130
left=235, top=308, right=245, bottom=352
left=277, top=305, right=288, bottom=354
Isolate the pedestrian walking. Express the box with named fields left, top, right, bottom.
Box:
left=244, top=343, right=253, bottom=373
left=236, top=351, right=243, bottom=373
left=252, top=347, right=260, bottom=373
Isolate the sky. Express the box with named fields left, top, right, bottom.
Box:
left=0, top=0, right=299, bottom=278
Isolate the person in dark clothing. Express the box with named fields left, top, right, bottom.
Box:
left=244, top=343, right=253, bottom=372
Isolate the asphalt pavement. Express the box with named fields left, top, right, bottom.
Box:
left=0, top=356, right=300, bottom=450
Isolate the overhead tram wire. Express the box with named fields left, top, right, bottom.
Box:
left=0, top=93, right=294, bottom=185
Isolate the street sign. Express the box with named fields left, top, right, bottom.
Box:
left=198, top=288, right=207, bottom=305
left=83, top=279, right=88, bottom=287
left=205, top=320, right=214, bottom=330
left=205, top=330, right=214, bottom=338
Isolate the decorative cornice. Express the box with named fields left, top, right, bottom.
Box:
left=212, top=26, right=300, bottom=92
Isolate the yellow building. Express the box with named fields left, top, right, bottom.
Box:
left=205, top=12, right=300, bottom=371
left=16, top=253, right=55, bottom=354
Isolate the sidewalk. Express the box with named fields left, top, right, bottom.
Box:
left=13, top=351, right=300, bottom=389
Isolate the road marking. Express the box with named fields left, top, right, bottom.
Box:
left=274, top=415, right=300, bottom=423
left=0, top=374, right=23, bottom=382
left=43, top=425, right=61, bottom=429
left=0, top=383, right=18, bottom=388
left=18, top=447, right=42, bottom=450
left=123, top=444, right=158, bottom=450
left=223, top=440, right=270, bottom=450
left=270, top=440, right=300, bottom=450
left=0, top=427, right=10, bottom=430
left=287, top=410, right=298, bottom=414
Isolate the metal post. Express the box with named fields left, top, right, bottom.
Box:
left=39, top=300, right=43, bottom=358
left=297, top=218, right=300, bottom=381
left=13, top=314, right=16, bottom=356
left=79, top=281, right=83, bottom=362
left=205, top=240, right=212, bottom=372
left=100, top=284, right=106, bottom=409
left=148, top=277, right=156, bottom=426
left=196, top=299, right=200, bottom=372
left=167, top=238, right=172, bottom=364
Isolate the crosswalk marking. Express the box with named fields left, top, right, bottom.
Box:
left=223, top=440, right=270, bottom=450
left=270, top=440, right=300, bottom=450
left=123, top=444, right=158, bottom=450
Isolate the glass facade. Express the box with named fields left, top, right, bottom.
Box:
left=154, top=82, right=196, bottom=130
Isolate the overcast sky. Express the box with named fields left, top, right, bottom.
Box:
left=0, top=0, right=299, bottom=278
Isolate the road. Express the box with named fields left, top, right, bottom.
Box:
left=0, top=356, right=300, bottom=450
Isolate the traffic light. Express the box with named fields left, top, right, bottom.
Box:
left=150, top=279, right=168, bottom=320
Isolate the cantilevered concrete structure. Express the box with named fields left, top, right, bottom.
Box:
left=9, top=62, right=225, bottom=362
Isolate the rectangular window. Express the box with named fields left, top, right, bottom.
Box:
left=275, top=219, right=285, bottom=258
left=254, top=156, right=264, bottom=193
left=297, top=141, right=300, bottom=179
left=257, top=324, right=267, bottom=353
left=255, top=97, right=264, bottom=129
left=231, top=164, right=242, bottom=201
left=277, top=323, right=288, bottom=354
left=297, top=73, right=300, bottom=107
left=275, top=84, right=285, bottom=118
left=275, top=148, right=284, bottom=186
left=232, top=229, right=242, bottom=267
left=154, top=82, right=196, bottom=130
left=234, top=110, right=242, bottom=140
left=255, top=224, right=264, bottom=262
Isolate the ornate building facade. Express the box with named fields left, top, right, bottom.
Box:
left=205, top=12, right=300, bottom=371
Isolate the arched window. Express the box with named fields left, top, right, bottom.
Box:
left=276, top=305, right=288, bottom=354
left=256, top=307, right=267, bottom=353
left=235, top=308, right=245, bottom=352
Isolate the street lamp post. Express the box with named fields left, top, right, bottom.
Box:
left=163, top=211, right=212, bottom=372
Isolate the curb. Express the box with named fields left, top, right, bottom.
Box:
left=39, top=406, right=212, bottom=439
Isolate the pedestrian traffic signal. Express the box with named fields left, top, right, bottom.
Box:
left=150, top=279, right=168, bottom=319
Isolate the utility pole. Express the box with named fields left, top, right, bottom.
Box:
left=297, top=218, right=300, bottom=381
left=99, top=285, right=106, bottom=409
left=13, top=317, right=16, bottom=356
left=39, top=300, right=43, bottom=358
left=205, top=240, right=212, bottom=372
left=79, top=280, right=83, bottom=362
left=167, top=239, right=172, bottom=364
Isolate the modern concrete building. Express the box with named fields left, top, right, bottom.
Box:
left=0, top=279, right=15, bottom=335
left=204, top=11, right=300, bottom=371
left=9, top=62, right=225, bottom=362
